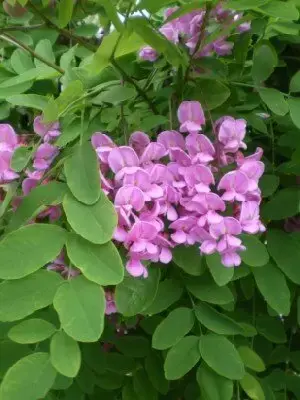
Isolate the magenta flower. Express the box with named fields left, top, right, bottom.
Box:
left=157, top=130, right=186, bottom=152
left=92, top=133, right=116, bottom=163
left=239, top=161, right=264, bottom=191
left=105, top=291, right=117, bottom=315
left=139, top=46, right=158, bottom=62
left=0, top=124, right=19, bottom=151
left=34, top=116, right=60, bottom=142
left=126, top=258, right=148, bottom=278
left=170, top=216, right=198, bottom=245
left=217, top=116, right=247, bottom=153
left=0, top=152, right=19, bottom=182
left=178, top=101, right=206, bottom=134
left=218, top=170, right=249, bottom=201
left=184, top=165, right=215, bottom=193
left=186, top=133, right=215, bottom=163
left=33, top=143, right=59, bottom=170
left=239, top=201, right=265, bottom=234
left=213, top=38, right=234, bottom=56
left=129, top=131, right=150, bottom=156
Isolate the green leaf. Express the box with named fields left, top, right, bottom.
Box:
left=206, top=253, right=234, bottom=286
left=164, top=336, right=201, bottom=380
left=199, top=334, right=245, bottom=380
left=252, top=43, right=277, bottom=83
left=258, top=1, right=299, bottom=20
left=240, top=234, right=269, bottom=267
left=0, top=270, right=62, bottom=322
left=152, top=308, right=195, bottom=350
left=34, top=39, right=55, bottom=69
left=226, top=0, right=271, bottom=9
left=238, top=347, right=265, bottom=372
left=115, top=336, right=150, bottom=358
left=53, top=275, right=105, bottom=342
left=0, top=353, right=57, bottom=400
left=92, top=86, right=136, bottom=105
left=64, top=141, right=101, bottom=205
left=190, top=80, right=231, bottom=110
left=143, top=279, right=183, bottom=315
left=196, top=363, right=233, bottom=400
left=123, top=382, right=139, bottom=400
left=195, top=302, right=245, bottom=335
left=145, top=352, right=169, bottom=395
left=0, top=341, right=31, bottom=379
left=56, top=118, right=82, bottom=147
left=288, top=98, right=300, bottom=129
left=133, top=369, right=157, bottom=400
left=262, top=188, right=300, bottom=220
left=290, top=71, right=300, bottom=93
left=63, top=191, right=117, bottom=244
left=253, top=262, right=290, bottom=316
left=10, top=49, right=34, bottom=74
left=7, top=94, right=48, bottom=110
left=240, top=373, right=265, bottom=400
left=10, top=146, right=32, bottom=172
left=66, top=233, right=124, bottom=286
left=139, top=115, right=169, bottom=131
left=259, top=88, right=289, bottom=116
left=256, top=316, right=287, bottom=343
left=115, top=268, right=160, bottom=316
left=7, top=182, right=68, bottom=232
left=267, top=229, right=300, bottom=284
left=95, top=0, right=123, bottom=31
left=0, top=224, right=67, bottom=279
left=138, top=0, right=177, bottom=13
left=186, top=274, right=234, bottom=305
left=165, top=1, right=208, bottom=22
left=58, top=0, right=74, bottom=28
left=259, top=175, right=280, bottom=198
left=173, top=245, right=205, bottom=276
left=50, top=331, right=81, bottom=378
left=8, top=319, right=56, bottom=344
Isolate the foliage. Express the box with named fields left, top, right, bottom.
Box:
left=0, top=0, right=300, bottom=399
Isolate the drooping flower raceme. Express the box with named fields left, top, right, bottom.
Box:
left=139, top=3, right=250, bottom=62
left=92, top=100, right=265, bottom=275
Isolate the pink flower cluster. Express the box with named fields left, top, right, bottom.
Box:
left=0, top=124, right=20, bottom=184
left=139, top=2, right=250, bottom=62
left=92, top=101, right=265, bottom=277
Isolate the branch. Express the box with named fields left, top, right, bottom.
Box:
left=0, top=24, right=44, bottom=33
left=28, top=1, right=97, bottom=52
left=110, top=58, right=159, bottom=115
left=0, top=33, right=65, bottom=74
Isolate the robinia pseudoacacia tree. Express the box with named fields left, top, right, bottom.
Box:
left=1, top=0, right=300, bottom=399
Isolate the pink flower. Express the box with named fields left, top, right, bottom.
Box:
left=157, top=130, right=186, bottom=152
left=33, top=143, right=59, bottom=170
left=170, top=216, right=198, bottom=245
left=217, top=116, right=247, bottom=153
left=186, top=193, right=225, bottom=226
left=0, top=124, right=19, bottom=151
left=186, top=133, right=215, bottom=163
left=34, top=116, right=60, bottom=142
left=213, top=38, right=234, bottom=56
left=92, top=133, right=115, bottom=163
left=140, top=143, right=166, bottom=165
left=108, top=146, right=139, bottom=174
left=239, top=201, right=265, bottom=234
left=218, top=170, right=249, bottom=201
left=178, top=101, right=206, bottom=134
left=126, top=258, right=148, bottom=278
left=184, top=165, right=215, bottom=193
left=139, top=46, right=158, bottom=62
left=105, top=292, right=117, bottom=315
left=0, top=151, right=19, bottom=182
left=129, top=131, right=150, bottom=156
left=239, top=161, right=264, bottom=191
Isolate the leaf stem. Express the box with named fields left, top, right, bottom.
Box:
left=0, top=33, right=65, bottom=74
left=0, top=24, right=45, bottom=33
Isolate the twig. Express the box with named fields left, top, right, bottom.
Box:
left=0, top=33, right=64, bottom=74
left=0, top=24, right=44, bottom=33
left=110, top=58, right=159, bottom=115
left=28, top=1, right=97, bottom=52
